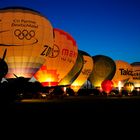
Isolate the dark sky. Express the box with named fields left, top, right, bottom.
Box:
left=0, top=0, right=140, bottom=63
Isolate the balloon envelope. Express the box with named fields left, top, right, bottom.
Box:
left=34, top=28, right=78, bottom=86
left=58, top=50, right=84, bottom=86
left=88, top=55, right=116, bottom=88
left=129, top=62, right=140, bottom=87
left=71, top=50, right=94, bottom=92
left=101, top=79, right=114, bottom=94
left=112, top=60, right=132, bottom=88
left=0, top=7, right=54, bottom=79
left=123, top=82, right=134, bottom=93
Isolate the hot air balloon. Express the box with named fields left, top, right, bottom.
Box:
left=123, top=81, right=134, bottom=94
left=88, top=55, right=116, bottom=88
left=129, top=62, right=140, bottom=88
left=70, top=50, right=94, bottom=93
left=0, top=7, right=54, bottom=79
left=34, top=28, right=78, bottom=86
left=112, top=60, right=132, bottom=88
left=58, top=50, right=84, bottom=86
left=101, top=79, right=114, bottom=95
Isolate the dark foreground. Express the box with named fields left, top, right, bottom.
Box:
left=4, top=96, right=140, bottom=115
left=1, top=95, right=140, bottom=128
left=1, top=96, right=139, bottom=135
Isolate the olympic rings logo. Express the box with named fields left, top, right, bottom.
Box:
left=14, top=29, right=35, bottom=40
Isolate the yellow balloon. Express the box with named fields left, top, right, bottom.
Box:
left=34, top=28, right=78, bottom=86
left=71, top=50, right=94, bottom=92
left=58, top=50, right=84, bottom=86
left=124, top=82, right=134, bottom=93
left=0, top=7, right=54, bottom=78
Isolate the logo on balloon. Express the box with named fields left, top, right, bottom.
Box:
left=40, top=44, right=60, bottom=58
left=119, top=68, right=133, bottom=76
left=0, top=29, right=38, bottom=46
left=48, top=44, right=60, bottom=58
left=14, top=29, right=35, bottom=40
left=132, top=70, right=140, bottom=80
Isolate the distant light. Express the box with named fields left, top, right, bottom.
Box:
left=118, top=81, right=122, bottom=92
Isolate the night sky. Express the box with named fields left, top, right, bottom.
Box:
left=0, top=0, right=140, bottom=64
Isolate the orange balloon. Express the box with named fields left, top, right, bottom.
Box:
left=34, top=28, right=78, bottom=86
left=112, top=60, right=132, bottom=87
left=129, top=62, right=140, bottom=87
left=0, top=7, right=54, bottom=79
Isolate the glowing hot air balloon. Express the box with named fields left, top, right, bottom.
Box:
left=58, top=50, right=84, bottom=86
left=101, top=79, right=114, bottom=95
left=0, top=7, right=54, bottom=79
left=70, top=50, right=94, bottom=93
left=129, top=62, right=140, bottom=88
left=34, top=28, right=78, bottom=86
left=123, top=81, right=134, bottom=94
left=88, top=55, right=116, bottom=88
left=112, top=60, right=132, bottom=88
